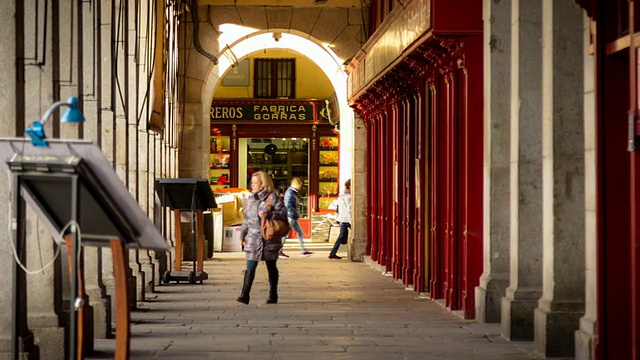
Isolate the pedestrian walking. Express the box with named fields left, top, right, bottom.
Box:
left=283, top=177, right=313, bottom=257
left=329, top=179, right=351, bottom=259
left=237, top=171, right=288, bottom=304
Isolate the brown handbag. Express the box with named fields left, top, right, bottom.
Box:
left=260, top=194, right=291, bottom=241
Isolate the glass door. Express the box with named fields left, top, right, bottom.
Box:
left=243, top=138, right=309, bottom=220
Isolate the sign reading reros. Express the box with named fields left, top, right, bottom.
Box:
left=210, top=104, right=314, bottom=121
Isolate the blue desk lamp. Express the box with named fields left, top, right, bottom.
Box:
left=25, top=96, right=85, bottom=147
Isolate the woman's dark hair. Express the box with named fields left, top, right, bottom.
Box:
left=345, top=179, right=351, bottom=190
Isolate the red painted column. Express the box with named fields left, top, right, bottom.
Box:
left=455, top=67, right=467, bottom=313
left=631, top=5, right=640, bottom=356
left=450, top=71, right=461, bottom=311
left=443, top=73, right=453, bottom=308
left=370, top=114, right=379, bottom=261
left=429, top=81, right=443, bottom=299
left=396, top=96, right=405, bottom=285
left=458, top=64, right=471, bottom=317
left=379, top=111, right=387, bottom=267
left=392, top=100, right=401, bottom=279
left=403, top=97, right=414, bottom=286
left=384, top=105, right=394, bottom=272
left=414, top=89, right=426, bottom=293
left=367, top=118, right=372, bottom=256
left=462, top=38, right=484, bottom=319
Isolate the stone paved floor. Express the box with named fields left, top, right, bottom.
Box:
left=92, top=244, right=539, bottom=359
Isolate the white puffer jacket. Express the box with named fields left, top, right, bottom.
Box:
left=335, top=192, right=351, bottom=224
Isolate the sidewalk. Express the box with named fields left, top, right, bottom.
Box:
left=93, top=245, right=538, bottom=359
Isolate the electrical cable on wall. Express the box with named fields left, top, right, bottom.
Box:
left=191, top=0, right=219, bottom=64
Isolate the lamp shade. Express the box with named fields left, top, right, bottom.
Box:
left=61, top=96, right=85, bottom=123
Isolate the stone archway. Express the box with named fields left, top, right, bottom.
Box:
left=201, top=29, right=354, bottom=186
left=179, top=4, right=365, bottom=185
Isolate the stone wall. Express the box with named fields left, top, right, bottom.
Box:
left=311, top=213, right=333, bottom=243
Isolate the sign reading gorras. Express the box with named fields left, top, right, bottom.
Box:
left=210, top=103, right=316, bottom=121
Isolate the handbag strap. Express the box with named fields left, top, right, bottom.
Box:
left=264, top=192, right=273, bottom=212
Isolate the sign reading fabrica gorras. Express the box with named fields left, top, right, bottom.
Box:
left=210, top=103, right=315, bottom=121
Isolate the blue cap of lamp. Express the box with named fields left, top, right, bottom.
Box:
left=26, top=96, right=85, bottom=148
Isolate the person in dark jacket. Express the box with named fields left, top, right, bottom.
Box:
left=237, top=171, right=288, bottom=305
left=283, top=177, right=313, bottom=257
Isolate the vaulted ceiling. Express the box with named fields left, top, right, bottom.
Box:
left=206, top=1, right=369, bottom=63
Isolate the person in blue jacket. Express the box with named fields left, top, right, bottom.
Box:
left=283, top=177, right=313, bottom=257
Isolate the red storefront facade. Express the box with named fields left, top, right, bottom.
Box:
left=348, top=0, right=483, bottom=318
left=574, top=1, right=640, bottom=358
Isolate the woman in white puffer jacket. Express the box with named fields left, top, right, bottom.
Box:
left=329, top=179, right=351, bottom=259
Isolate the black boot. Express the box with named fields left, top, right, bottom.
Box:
left=266, top=266, right=279, bottom=304
left=237, top=270, right=255, bottom=304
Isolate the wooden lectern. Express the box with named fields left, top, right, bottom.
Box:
left=0, top=138, right=169, bottom=360
left=155, top=178, right=216, bottom=284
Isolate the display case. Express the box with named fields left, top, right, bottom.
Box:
left=209, top=135, right=231, bottom=191
left=247, top=148, right=310, bottom=219
left=318, top=136, right=339, bottom=210
left=247, top=149, right=289, bottom=190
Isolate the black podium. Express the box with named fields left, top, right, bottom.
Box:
left=155, top=178, right=216, bottom=284
left=0, top=138, right=169, bottom=360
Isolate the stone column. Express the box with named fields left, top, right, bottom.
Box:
left=138, top=131, right=156, bottom=294
left=575, top=12, right=598, bottom=360
left=118, top=0, right=138, bottom=311
left=99, top=0, right=117, bottom=337
left=80, top=0, right=111, bottom=339
left=148, top=134, right=162, bottom=287
left=476, top=0, right=512, bottom=324
left=501, top=0, right=544, bottom=341
left=350, top=115, right=368, bottom=262
left=25, top=218, right=66, bottom=359
left=26, top=0, right=78, bottom=355
left=153, top=135, right=167, bottom=284
left=126, top=0, right=143, bottom=304
left=533, top=0, right=585, bottom=357
left=0, top=0, right=19, bottom=354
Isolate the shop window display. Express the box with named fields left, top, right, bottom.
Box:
left=209, top=135, right=231, bottom=191
left=318, top=136, right=339, bottom=210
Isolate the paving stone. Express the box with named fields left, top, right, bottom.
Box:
left=91, top=246, right=537, bottom=359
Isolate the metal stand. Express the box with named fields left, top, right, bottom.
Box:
left=155, top=178, right=216, bottom=285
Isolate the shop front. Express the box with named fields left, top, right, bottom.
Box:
left=209, top=99, right=339, bottom=239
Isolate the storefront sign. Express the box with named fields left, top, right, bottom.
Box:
left=210, top=103, right=315, bottom=121
left=222, top=59, right=250, bottom=86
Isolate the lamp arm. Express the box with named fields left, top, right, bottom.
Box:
left=39, top=101, right=72, bottom=126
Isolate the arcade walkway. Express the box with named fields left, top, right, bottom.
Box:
left=93, top=244, right=538, bottom=359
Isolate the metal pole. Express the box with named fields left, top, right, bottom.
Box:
left=11, top=174, right=21, bottom=360
left=69, top=175, right=79, bottom=360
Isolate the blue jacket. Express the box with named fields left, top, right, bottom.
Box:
left=284, top=186, right=299, bottom=219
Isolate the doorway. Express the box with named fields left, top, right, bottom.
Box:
left=240, top=138, right=310, bottom=222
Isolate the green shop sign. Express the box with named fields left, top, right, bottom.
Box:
left=210, top=104, right=316, bottom=121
